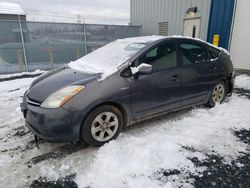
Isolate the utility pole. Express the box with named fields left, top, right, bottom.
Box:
left=81, top=17, right=88, bottom=55
left=18, top=14, right=28, bottom=72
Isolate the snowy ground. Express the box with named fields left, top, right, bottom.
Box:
left=0, top=74, right=250, bottom=188
left=0, top=70, right=46, bottom=81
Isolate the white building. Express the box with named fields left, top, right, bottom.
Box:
left=0, top=2, right=26, bottom=20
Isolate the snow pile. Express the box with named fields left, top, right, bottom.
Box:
left=68, top=36, right=165, bottom=79
left=235, top=74, right=250, bottom=90
left=0, top=77, right=34, bottom=139
left=0, top=70, right=46, bottom=80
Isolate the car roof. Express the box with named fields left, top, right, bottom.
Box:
left=124, top=35, right=218, bottom=48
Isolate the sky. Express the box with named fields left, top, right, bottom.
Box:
left=0, top=0, right=130, bottom=24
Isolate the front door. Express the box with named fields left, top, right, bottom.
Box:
left=183, top=18, right=201, bottom=38
left=131, top=40, right=182, bottom=119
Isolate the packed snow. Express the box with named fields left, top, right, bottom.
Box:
left=235, top=74, right=250, bottom=90
left=0, top=75, right=249, bottom=187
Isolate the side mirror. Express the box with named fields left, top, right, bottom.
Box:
left=131, top=63, right=152, bottom=75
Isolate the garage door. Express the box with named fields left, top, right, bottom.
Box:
left=230, top=0, right=250, bottom=70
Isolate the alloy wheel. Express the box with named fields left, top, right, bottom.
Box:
left=91, top=112, right=119, bottom=142
left=212, top=84, right=225, bottom=103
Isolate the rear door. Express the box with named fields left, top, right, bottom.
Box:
left=131, top=39, right=182, bottom=119
left=178, top=39, right=221, bottom=107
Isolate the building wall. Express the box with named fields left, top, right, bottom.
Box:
left=230, top=0, right=250, bottom=70
left=207, top=0, right=235, bottom=49
left=130, top=0, right=211, bottom=40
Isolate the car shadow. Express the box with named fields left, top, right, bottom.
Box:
left=123, top=107, right=194, bottom=134
left=27, top=141, right=88, bottom=165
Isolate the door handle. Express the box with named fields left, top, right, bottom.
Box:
left=210, top=66, right=217, bottom=71
left=171, top=75, right=179, bottom=82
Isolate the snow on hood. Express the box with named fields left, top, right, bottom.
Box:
left=68, top=36, right=165, bottom=79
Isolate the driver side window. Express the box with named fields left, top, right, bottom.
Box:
left=139, top=42, right=177, bottom=72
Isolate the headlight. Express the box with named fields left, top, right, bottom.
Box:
left=41, top=85, right=85, bottom=109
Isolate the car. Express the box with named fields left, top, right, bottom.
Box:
left=20, top=36, right=235, bottom=147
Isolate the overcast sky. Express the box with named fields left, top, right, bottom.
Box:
left=2, top=0, right=130, bottom=24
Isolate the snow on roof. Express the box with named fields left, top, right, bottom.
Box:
left=68, top=36, right=166, bottom=79
left=0, top=2, right=25, bottom=15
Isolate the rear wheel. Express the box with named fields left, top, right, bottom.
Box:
left=206, top=81, right=226, bottom=108
left=81, top=105, right=123, bottom=147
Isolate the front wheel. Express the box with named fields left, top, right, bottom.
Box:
left=206, top=81, right=226, bottom=108
left=81, top=105, right=123, bottom=147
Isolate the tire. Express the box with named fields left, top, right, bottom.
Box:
left=206, top=81, right=226, bottom=108
left=81, top=105, right=123, bottom=147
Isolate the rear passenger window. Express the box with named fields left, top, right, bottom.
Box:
left=180, top=42, right=210, bottom=65
left=208, top=46, right=221, bottom=59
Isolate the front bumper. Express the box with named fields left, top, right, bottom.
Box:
left=20, top=96, right=83, bottom=143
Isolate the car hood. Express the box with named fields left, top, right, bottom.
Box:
left=27, top=66, right=100, bottom=103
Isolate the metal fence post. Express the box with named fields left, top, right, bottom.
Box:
left=139, top=25, right=142, bottom=36
left=82, top=18, right=88, bottom=55
left=112, top=23, right=118, bottom=40
left=18, top=15, right=28, bottom=72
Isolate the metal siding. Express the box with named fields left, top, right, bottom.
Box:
left=130, top=0, right=211, bottom=40
left=230, top=0, right=250, bottom=70
left=207, top=0, right=235, bottom=49
left=200, top=0, right=211, bottom=40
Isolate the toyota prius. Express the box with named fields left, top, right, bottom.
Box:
left=21, top=36, right=235, bottom=147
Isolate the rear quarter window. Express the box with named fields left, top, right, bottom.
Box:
left=180, top=42, right=210, bottom=65
left=207, top=46, right=221, bottom=59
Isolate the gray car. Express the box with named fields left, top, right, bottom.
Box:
left=21, top=36, right=235, bottom=147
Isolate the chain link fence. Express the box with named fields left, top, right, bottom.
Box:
left=0, top=20, right=141, bottom=74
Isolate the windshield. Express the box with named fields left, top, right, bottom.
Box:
left=68, top=36, right=164, bottom=79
